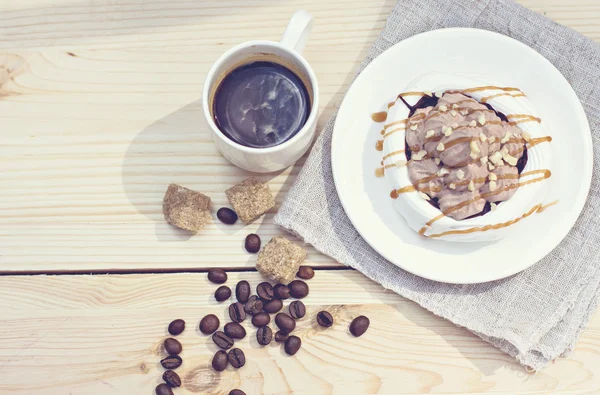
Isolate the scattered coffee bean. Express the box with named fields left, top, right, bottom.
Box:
left=212, top=350, right=229, bottom=371
left=273, top=284, right=290, bottom=300
left=288, top=280, right=309, bottom=299
left=275, top=313, right=296, bottom=333
left=160, top=355, right=182, bottom=369
left=217, top=207, right=238, bottom=225
left=251, top=312, right=270, bottom=327
left=228, top=302, right=246, bottom=323
left=284, top=335, right=302, bottom=356
left=163, top=338, right=182, bottom=355
left=349, top=316, right=370, bottom=337
left=156, top=383, right=174, bottom=395
left=224, top=322, right=246, bottom=339
left=212, top=331, right=234, bottom=350
left=215, top=285, right=232, bottom=302
left=228, top=348, right=246, bottom=369
left=256, top=326, right=273, bottom=345
left=274, top=330, right=289, bottom=343
left=208, top=269, right=227, bottom=284
left=168, top=319, right=185, bottom=336
left=199, top=314, right=220, bottom=335
left=256, top=282, right=274, bottom=301
left=296, top=266, right=315, bottom=280
left=288, top=300, right=306, bottom=319
left=162, top=370, right=181, bottom=388
left=263, top=299, right=283, bottom=314
left=244, top=233, right=261, bottom=253
left=317, top=311, right=334, bottom=328
left=236, top=280, right=251, bottom=303
left=244, top=295, right=264, bottom=315
left=229, top=390, right=246, bottom=395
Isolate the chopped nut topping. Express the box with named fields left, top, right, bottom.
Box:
left=412, top=150, right=427, bottom=161
left=489, top=180, right=497, bottom=191
left=502, top=151, right=518, bottom=166
left=489, top=173, right=497, bottom=181
left=425, top=129, right=435, bottom=138
left=489, top=151, right=503, bottom=165
left=522, top=131, right=532, bottom=142
left=488, top=136, right=496, bottom=143
left=436, top=142, right=445, bottom=151
left=456, top=169, right=465, bottom=180
left=439, top=105, right=448, bottom=112
left=469, top=120, right=477, bottom=127
left=491, top=202, right=498, bottom=211
left=452, top=103, right=459, bottom=109
left=470, top=140, right=481, bottom=154
left=451, top=123, right=459, bottom=129
left=479, top=133, right=487, bottom=142
left=488, top=163, right=496, bottom=171
left=450, top=110, right=458, bottom=117
left=423, top=90, right=432, bottom=96
left=449, top=183, right=456, bottom=190
left=478, top=114, right=486, bottom=125
left=500, top=131, right=512, bottom=144
left=419, top=191, right=431, bottom=201
left=438, top=167, right=450, bottom=176
left=434, top=158, right=441, bottom=165
left=467, top=180, right=475, bottom=192
left=443, top=126, right=453, bottom=136
left=480, top=155, right=488, bottom=165
left=434, top=91, right=442, bottom=98
left=410, top=124, right=418, bottom=131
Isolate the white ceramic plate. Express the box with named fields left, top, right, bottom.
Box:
left=331, top=28, right=593, bottom=284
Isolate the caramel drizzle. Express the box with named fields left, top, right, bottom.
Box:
left=371, top=111, right=388, bottom=122
left=383, top=113, right=424, bottom=130
left=383, top=126, right=405, bottom=139
left=387, top=101, right=396, bottom=109
left=375, top=140, right=384, bottom=151
left=418, top=169, right=551, bottom=235
left=426, top=201, right=558, bottom=238
left=399, top=91, right=427, bottom=97
left=481, top=92, right=526, bottom=103
left=461, top=86, right=522, bottom=94
left=508, top=114, right=541, bottom=123
left=528, top=136, right=552, bottom=148
left=382, top=149, right=405, bottom=160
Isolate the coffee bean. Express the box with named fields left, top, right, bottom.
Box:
left=227, top=348, right=246, bottom=369
left=162, top=370, right=181, bottom=388
left=349, top=316, right=370, bottom=337
left=208, top=269, right=227, bottom=284
left=160, top=355, right=182, bottom=369
left=224, top=322, right=246, bottom=339
left=263, top=299, right=283, bottom=314
left=215, top=285, right=232, bottom=302
left=212, top=331, right=234, bottom=350
left=275, top=313, right=296, bottom=333
left=288, top=280, right=309, bottom=299
left=274, top=330, right=289, bottom=343
left=236, top=280, right=251, bottom=303
left=317, top=311, right=334, bottom=328
left=229, top=390, right=246, bottom=395
left=251, top=312, right=270, bottom=327
left=156, top=383, right=174, bottom=395
left=256, top=326, right=272, bottom=345
left=288, top=300, right=306, bottom=319
left=296, top=266, right=315, bottom=280
left=163, top=338, right=182, bottom=355
left=244, top=295, right=263, bottom=315
left=199, top=314, right=220, bottom=335
left=212, top=350, right=228, bottom=371
left=217, top=207, right=238, bottom=224
left=244, top=234, right=261, bottom=253
left=273, top=284, right=290, bottom=300
left=256, top=282, right=274, bottom=301
left=228, top=302, right=246, bottom=323
left=168, top=319, right=185, bottom=336
left=284, top=335, right=301, bottom=356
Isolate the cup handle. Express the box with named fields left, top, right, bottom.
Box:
left=280, top=10, right=313, bottom=55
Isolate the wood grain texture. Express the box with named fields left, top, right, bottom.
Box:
left=1, top=270, right=599, bottom=394
left=1, top=0, right=599, bottom=272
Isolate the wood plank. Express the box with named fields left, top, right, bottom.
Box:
left=0, top=270, right=598, bottom=394
left=0, top=0, right=598, bottom=274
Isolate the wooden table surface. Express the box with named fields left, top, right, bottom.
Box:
left=1, top=0, right=599, bottom=394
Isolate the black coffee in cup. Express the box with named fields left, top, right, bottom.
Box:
left=212, top=61, right=311, bottom=148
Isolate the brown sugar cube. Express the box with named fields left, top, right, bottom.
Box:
left=256, top=236, right=307, bottom=283
left=163, top=184, right=212, bottom=232
left=225, top=178, right=275, bottom=224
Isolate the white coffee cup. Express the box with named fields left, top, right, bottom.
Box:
left=202, top=10, right=319, bottom=173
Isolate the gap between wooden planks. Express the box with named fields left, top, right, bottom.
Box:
left=1, top=270, right=599, bottom=395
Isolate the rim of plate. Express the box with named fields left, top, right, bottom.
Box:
left=331, top=27, right=593, bottom=284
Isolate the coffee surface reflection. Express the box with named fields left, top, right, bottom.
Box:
left=213, top=61, right=310, bottom=148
